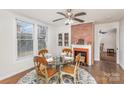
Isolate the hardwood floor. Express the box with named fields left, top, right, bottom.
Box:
left=100, top=52, right=116, bottom=63
left=83, top=61, right=124, bottom=84
left=0, top=68, right=34, bottom=84
left=0, top=62, right=124, bottom=84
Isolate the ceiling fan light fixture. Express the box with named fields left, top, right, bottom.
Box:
left=67, top=12, right=72, bottom=16
left=65, top=19, right=73, bottom=25
left=53, top=9, right=86, bottom=25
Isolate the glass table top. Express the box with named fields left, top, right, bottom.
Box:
left=48, top=56, right=72, bottom=66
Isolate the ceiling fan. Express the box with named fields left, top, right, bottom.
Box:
left=52, top=9, right=86, bottom=25
left=99, top=30, right=107, bottom=34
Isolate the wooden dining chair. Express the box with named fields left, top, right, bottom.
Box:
left=62, top=48, right=72, bottom=55
left=61, top=48, right=74, bottom=63
left=33, top=56, right=48, bottom=75
left=60, top=57, right=80, bottom=84
left=75, top=54, right=85, bottom=66
left=38, top=49, right=48, bottom=57
left=38, top=49, right=54, bottom=63
left=33, top=56, right=58, bottom=83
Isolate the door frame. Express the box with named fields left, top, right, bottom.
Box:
left=116, top=27, right=119, bottom=64
left=99, top=27, right=119, bottom=64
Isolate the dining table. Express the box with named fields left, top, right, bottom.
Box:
left=47, top=56, right=73, bottom=83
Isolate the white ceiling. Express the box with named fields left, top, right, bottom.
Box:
left=8, top=9, right=124, bottom=26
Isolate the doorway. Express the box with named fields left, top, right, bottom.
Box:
left=100, top=28, right=117, bottom=63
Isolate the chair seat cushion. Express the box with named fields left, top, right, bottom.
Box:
left=62, top=66, right=75, bottom=74
left=47, top=68, right=58, bottom=77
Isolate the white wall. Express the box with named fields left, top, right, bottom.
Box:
left=100, top=30, right=116, bottom=52
left=94, top=22, right=119, bottom=63
left=0, top=10, right=55, bottom=80
left=119, top=19, right=124, bottom=69
left=47, top=25, right=58, bottom=56
left=55, top=25, right=71, bottom=56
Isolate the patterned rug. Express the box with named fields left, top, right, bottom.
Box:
left=17, top=68, right=97, bottom=84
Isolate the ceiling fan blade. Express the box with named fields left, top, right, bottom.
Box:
left=57, top=12, right=66, bottom=17
left=73, top=18, right=85, bottom=22
left=74, top=12, right=86, bottom=17
left=52, top=18, right=65, bottom=22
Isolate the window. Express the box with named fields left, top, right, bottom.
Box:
left=17, top=19, right=34, bottom=58
left=64, top=33, right=69, bottom=46
left=37, top=25, right=48, bottom=50
left=58, top=33, right=63, bottom=46
left=58, top=33, right=69, bottom=46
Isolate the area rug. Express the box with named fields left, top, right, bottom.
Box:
left=17, top=68, right=97, bottom=84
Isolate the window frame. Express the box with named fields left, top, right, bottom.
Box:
left=37, top=25, right=48, bottom=50
left=16, top=19, right=34, bottom=59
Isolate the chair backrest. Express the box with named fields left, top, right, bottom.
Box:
left=72, top=61, right=80, bottom=76
left=75, top=54, right=80, bottom=62
left=80, top=56, right=85, bottom=63
left=33, top=56, right=48, bottom=76
left=72, top=55, right=81, bottom=75
left=38, top=49, right=48, bottom=57
left=74, top=54, right=85, bottom=72
left=62, top=48, right=72, bottom=56
left=75, top=54, right=85, bottom=63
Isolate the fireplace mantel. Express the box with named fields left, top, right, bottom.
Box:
left=71, top=44, right=91, bottom=49
left=71, top=44, right=92, bottom=65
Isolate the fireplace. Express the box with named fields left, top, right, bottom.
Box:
left=74, top=51, right=87, bottom=63
left=73, top=48, right=88, bottom=65
left=72, top=45, right=92, bottom=65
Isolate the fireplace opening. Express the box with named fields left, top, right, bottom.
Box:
left=74, top=51, right=87, bottom=65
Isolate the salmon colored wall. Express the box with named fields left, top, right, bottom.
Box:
left=71, top=23, right=93, bottom=45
